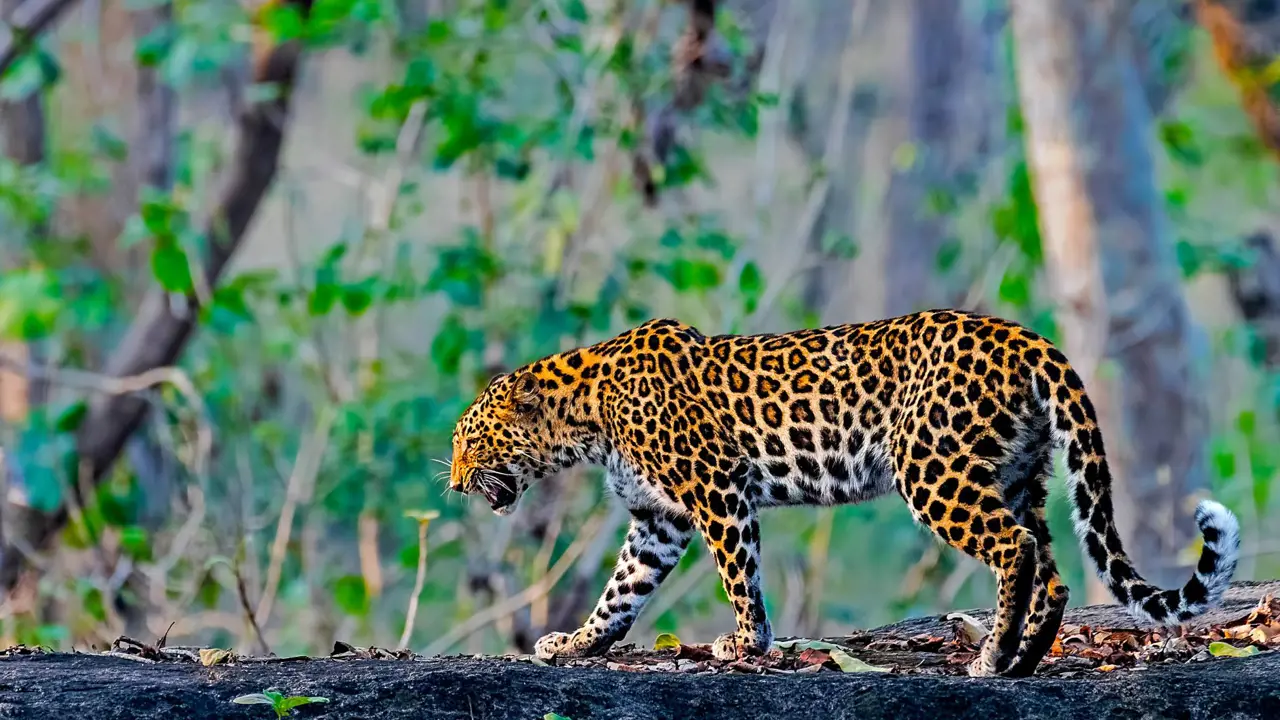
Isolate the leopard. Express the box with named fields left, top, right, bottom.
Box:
left=447, top=309, right=1240, bottom=677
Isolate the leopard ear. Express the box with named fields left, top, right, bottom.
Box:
left=510, top=372, right=541, bottom=415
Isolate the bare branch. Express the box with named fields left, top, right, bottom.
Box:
left=0, top=0, right=79, bottom=78
left=255, top=406, right=335, bottom=628
left=421, top=509, right=615, bottom=656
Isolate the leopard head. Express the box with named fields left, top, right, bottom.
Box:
left=449, top=371, right=552, bottom=515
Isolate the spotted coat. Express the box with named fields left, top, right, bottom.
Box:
left=449, top=309, right=1240, bottom=676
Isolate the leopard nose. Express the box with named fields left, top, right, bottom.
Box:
left=448, top=463, right=467, bottom=493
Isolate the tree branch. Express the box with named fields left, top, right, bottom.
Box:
left=1195, top=0, right=1280, bottom=162
left=0, top=0, right=78, bottom=78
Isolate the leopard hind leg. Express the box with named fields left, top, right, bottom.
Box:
left=895, top=445, right=1038, bottom=677
left=999, top=427, right=1069, bottom=677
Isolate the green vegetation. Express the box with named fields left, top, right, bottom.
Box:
left=0, top=0, right=1277, bottom=664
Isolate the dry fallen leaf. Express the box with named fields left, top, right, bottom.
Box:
left=199, top=648, right=231, bottom=667
left=797, top=648, right=831, bottom=667
left=947, top=612, right=990, bottom=645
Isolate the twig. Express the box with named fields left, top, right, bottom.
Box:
left=749, top=0, right=793, bottom=239
left=234, top=564, right=270, bottom=656
left=0, top=354, right=211, bottom=480
left=367, top=99, right=427, bottom=236
left=255, top=405, right=335, bottom=627
left=0, top=0, right=80, bottom=77
left=528, top=497, right=568, bottom=632
left=151, top=485, right=206, bottom=580
left=397, top=515, right=436, bottom=650
left=897, top=543, right=942, bottom=601
left=422, top=511, right=611, bottom=656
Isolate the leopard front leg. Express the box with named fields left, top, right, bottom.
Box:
left=698, top=498, right=771, bottom=661
left=535, top=509, right=692, bottom=660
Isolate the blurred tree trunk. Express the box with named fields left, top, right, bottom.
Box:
left=1009, top=0, right=1208, bottom=596
left=53, top=0, right=149, bottom=291
left=1130, top=0, right=1194, bottom=116
left=883, top=0, right=1005, bottom=317
left=790, top=0, right=884, bottom=324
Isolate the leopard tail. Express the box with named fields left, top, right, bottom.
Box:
left=1036, top=360, right=1240, bottom=625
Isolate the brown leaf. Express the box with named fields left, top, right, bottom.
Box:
left=675, top=644, right=715, bottom=661
left=908, top=634, right=946, bottom=651
left=1062, top=633, right=1091, bottom=648
left=796, top=648, right=831, bottom=667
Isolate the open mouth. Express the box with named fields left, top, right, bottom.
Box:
left=476, top=473, right=518, bottom=514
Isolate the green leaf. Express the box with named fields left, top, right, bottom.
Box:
left=545, top=714, right=573, bottom=720
left=0, top=268, right=63, bottom=340
left=828, top=647, right=891, bottom=673
left=738, top=262, right=763, bottom=298
left=430, top=314, right=470, bottom=375
left=1211, top=442, right=1236, bottom=480
left=54, top=401, right=88, bottom=433
left=561, top=0, right=588, bottom=22
left=134, top=24, right=174, bottom=67
left=333, top=575, right=370, bottom=616
left=309, top=282, right=338, bottom=316
left=91, top=125, right=130, bottom=162
left=119, top=525, right=153, bottom=561
left=1207, top=642, right=1259, bottom=658
left=891, top=142, right=918, bottom=171
left=151, top=244, right=194, bottom=293
left=277, top=696, right=330, bottom=711
left=1236, top=409, right=1257, bottom=436
left=653, top=632, right=681, bottom=650
left=261, top=3, right=306, bottom=42
left=0, top=46, right=60, bottom=101
left=231, top=693, right=276, bottom=705
left=997, top=271, right=1031, bottom=308
left=1159, top=120, right=1203, bottom=166
left=340, top=283, right=374, bottom=316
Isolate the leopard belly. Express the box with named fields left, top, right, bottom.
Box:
left=749, top=435, right=896, bottom=508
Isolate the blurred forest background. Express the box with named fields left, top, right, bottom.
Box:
left=1, top=0, right=1280, bottom=659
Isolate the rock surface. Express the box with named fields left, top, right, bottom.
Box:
left=0, top=580, right=1276, bottom=719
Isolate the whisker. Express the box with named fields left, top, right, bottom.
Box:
left=431, top=458, right=453, bottom=467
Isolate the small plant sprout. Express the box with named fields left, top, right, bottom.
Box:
left=232, top=689, right=329, bottom=718
left=397, top=509, right=441, bottom=650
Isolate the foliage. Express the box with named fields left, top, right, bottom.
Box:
left=0, top=0, right=1275, bottom=664
left=232, top=690, right=330, bottom=718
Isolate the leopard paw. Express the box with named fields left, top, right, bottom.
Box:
left=535, top=630, right=609, bottom=660
left=967, top=654, right=998, bottom=678
left=967, top=638, right=1009, bottom=677
left=712, top=631, right=771, bottom=661
left=534, top=632, right=577, bottom=660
